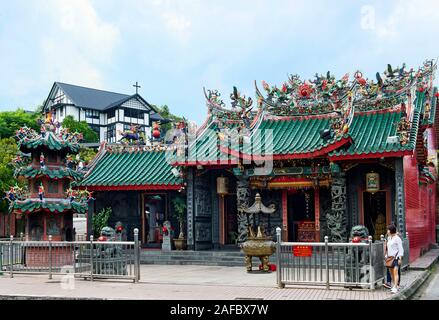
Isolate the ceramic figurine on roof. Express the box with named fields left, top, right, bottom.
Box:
left=7, top=117, right=89, bottom=241
left=118, top=123, right=147, bottom=145
left=204, top=87, right=256, bottom=130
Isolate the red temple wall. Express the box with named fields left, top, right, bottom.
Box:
left=403, top=127, right=437, bottom=262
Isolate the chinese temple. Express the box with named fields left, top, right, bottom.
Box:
left=79, top=132, right=184, bottom=244
left=171, top=60, right=438, bottom=261
left=6, top=112, right=89, bottom=241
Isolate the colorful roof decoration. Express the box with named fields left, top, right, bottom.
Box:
left=220, top=115, right=352, bottom=161
left=80, top=143, right=183, bottom=191
left=14, top=166, right=83, bottom=181
left=15, top=114, right=82, bottom=153
left=174, top=60, right=437, bottom=164
left=13, top=198, right=87, bottom=214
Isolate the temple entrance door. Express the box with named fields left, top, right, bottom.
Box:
left=224, top=195, right=238, bottom=245
left=287, top=190, right=315, bottom=242
left=362, top=191, right=389, bottom=240
left=142, top=194, right=167, bottom=247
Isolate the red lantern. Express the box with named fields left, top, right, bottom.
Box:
left=152, top=122, right=161, bottom=139
left=352, top=236, right=361, bottom=243
left=435, top=92, right=439, bottom=98
left=98, top=236, right=107, bottom=242
left=418, top=87, right=425, bottom=92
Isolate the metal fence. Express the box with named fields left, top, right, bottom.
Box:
left=0, top=229, right=141, bottom=282
left=275, top=228, right=410, bottom=290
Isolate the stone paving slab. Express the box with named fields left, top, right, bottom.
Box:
left=409, top=249, right=439, bottom=270
left=0, top=265, right=394, bottom=300
left=1, top=256, right=435, bottom=300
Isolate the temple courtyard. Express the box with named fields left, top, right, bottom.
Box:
left=0, top=255, right=437, bottom=300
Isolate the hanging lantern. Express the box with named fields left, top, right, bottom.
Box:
left=366, top=172, right=380, bottom=193
left=152, top=122, right=161, bottom=139
left=217, top=177, right=229, bottom=195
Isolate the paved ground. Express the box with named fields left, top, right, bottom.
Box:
left=1, top=249, right=437, bottom=300
left=0, top=265, right=397, bottom=300
left=412, top=265, right=439, bottom=300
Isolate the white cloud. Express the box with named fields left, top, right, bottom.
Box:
left=39, top=0, right=120, bottom=88
left=371, top=0, right=439, bottom=40
left=161, top=12, right=192, bottom=43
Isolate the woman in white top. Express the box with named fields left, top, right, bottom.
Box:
left=386, top=224, right=404, bottom=293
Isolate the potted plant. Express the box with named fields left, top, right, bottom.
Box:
left=172, top=196, right=187, bottom=250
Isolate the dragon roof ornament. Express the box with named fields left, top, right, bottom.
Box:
left=204, top=86, right=255, bottom=130
left=256, top=60, right=437, bottom=117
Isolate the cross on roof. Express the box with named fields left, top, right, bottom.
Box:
left=133, top=82, right=141, bottom=94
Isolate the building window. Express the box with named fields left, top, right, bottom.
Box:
left=124, top=108, right=145, bottom=119
left=34, top=180, right=42, bottom=193
left=107, top=109, right=116, bottom=119
left=107, top=124, right=116, bottom=143
left=47, top=153, right=58, bottom=163
left=48, top=181, right=59, bottom=194
left=89, top=124, right=100, bottom=136
left=60, top=107, right=64, bottom=117
left=85, top=109, right=100, bottom=119
left=123, top=124, right=144, bottom=131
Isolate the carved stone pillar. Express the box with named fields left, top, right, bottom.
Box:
left=186, top=168, right=195, bottom=250
left=236, top=177, right=251, bottom=243
left=395, top=158, right=406, bottom=237
left=327, top=172, right=348, bottom=242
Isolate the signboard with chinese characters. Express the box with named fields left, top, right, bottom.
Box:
left=366, top=172, right=380, bottom=193
left=293, top=245, right=313, bottom=257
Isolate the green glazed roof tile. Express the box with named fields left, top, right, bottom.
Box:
left=19, top=131, right=80, bottom=153
left=81, top=149, right=182, bottom=187
left=14, top=199, right=87, bottom=214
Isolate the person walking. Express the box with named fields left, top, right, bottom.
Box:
left=385, top=225, right=404, bottom=294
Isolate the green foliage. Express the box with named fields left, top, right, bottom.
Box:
left=62, top=116, right=99, bottom=143
left=0, top=109, right=40, bottom=139
left=153, top=105, right=184, bottom=135
left=92, top=207, right=112, bottom=238
left=172, top=195, right=186, bottom=238
left=79, top=148, right=98, bottom=164
left=172, top=195, right=187, bottom=223
left=0, top=138, right=19, bottom=213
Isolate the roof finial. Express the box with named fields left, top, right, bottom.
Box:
left=133, top=81, right=141, bottom=94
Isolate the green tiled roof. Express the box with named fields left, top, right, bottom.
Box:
left=237, top=116, right=349, bottom=157
left=81, top=149, right=182, bottom=188
left=15, top=166, right=83, bottom=181
left=329, top=111, right=412, bottom=158
left=14, top=199, right=87, bottom=214
left=19, top=131, right=80, bottom=152
left=331, top=91, right=425, bottom=158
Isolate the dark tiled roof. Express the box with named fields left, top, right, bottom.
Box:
left=56, top=82, right=130, bottom=111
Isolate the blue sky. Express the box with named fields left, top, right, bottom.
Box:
left=1, top=0, right=439, bottom=124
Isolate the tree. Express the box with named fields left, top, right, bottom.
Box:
left=92, top=207, right=112, bottom=238
left=79, top=148, right=98, bottom=165
left=62, top=116, right=99, bottom=143
left=153, top=105, right=184, bottom=135
left=0, top=109, right=40, bottom=139
left=0, top=138, right=18, bottom=213
left=172, top=195, right=187, bottom=239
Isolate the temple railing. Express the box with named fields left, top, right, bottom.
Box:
left=275, top=228, right=410, bottom=290
left=0, top=229, right=140, bottom=282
